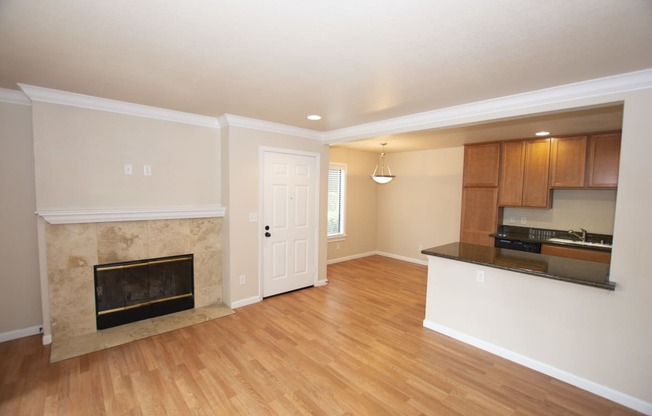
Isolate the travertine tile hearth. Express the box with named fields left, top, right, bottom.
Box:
left=50, top=304, right=234, bottom=363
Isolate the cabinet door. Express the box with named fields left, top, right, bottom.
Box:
left=460, top=187, right=498, bottom=247
left=498, top=141, right=525, bottom=206
left=550, top=136, right=587, bottom=188
left=541, top=244, right=611, bottom=264
left=463, top=143, right=500, bottom=187
left=588, top=133, right=621, bottom=188
left=522, top=138, right=551, bottom=208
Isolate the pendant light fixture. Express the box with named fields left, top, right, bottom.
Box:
left=371, top=143, right=396, bottom=184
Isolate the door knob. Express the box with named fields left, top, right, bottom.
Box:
left=265, top=232, right=271, bottom=237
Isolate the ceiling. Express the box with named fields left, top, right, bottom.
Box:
left=0, top=1, right=650, bottom=150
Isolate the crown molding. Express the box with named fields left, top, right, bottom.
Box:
left=0, top=87, right=30, bottom=106
left=18, top=84, right=221, bottom=128
left=219, top=113, right=323, bottom=141
left=323, top=68, right=652, bottom=143
left=36, top=206, right=226, bottom=224
left=10, top=68, right=652, bottom=142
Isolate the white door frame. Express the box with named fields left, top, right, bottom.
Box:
left=258, top=146, right=321, bottom=298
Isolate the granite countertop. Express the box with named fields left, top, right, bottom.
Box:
left=421, top=242, right=615, bottom=290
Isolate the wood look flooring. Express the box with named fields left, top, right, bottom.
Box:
left=0, top=255, right=642, bottom=415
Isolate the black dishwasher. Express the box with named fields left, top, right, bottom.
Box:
left=494, top=238, right=542, bottom=253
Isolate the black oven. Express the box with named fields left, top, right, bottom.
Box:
left=494, top=237, right=542, bottom=253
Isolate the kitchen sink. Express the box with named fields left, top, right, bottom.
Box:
left=547, top=238, right=612, bottom=249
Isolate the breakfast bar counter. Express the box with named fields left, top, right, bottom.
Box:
left=421, top=242, right=614, bottom=290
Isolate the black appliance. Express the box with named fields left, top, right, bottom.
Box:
left=494, top=237, right=541, bottom=253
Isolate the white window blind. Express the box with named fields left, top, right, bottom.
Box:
left=327, top=164, right=346, bottom=237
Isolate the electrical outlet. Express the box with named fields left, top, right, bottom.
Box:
left=248, top=213, right=258, bottom=222
left=124, top=164, right=133, bottom=175
left=144, top=165, right=152, bottom=176
left=509, top=216, right=515, bottom=224
left=520, top=217, right=527, bottom=225
left=239, top=275, right=246, bottom=285
left=476, top=270, right=485, bottom=283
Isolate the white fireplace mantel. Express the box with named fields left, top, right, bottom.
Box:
left=36, top=206, right=226, bottom=224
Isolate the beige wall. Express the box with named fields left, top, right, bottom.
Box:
left=424, top=88, right=652, bottom=407
left=504, top=189, right=617, bottom=234
left=327, top=146, right=464, bottom=264
left=222, top=126, right=328, bottom=306
left=31, top=102, right=221, bottom=210
left=327, top=148, right=378, bottom=261
left=376, top=147, right=464, bottom=262
left=0, top=102, right=42, bottom=334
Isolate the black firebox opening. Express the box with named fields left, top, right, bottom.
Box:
left=94, top=254, right=194, bottom=330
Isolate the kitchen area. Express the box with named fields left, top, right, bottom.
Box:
left=423, top=130, right=620, bottom=290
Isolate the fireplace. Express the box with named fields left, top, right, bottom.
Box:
left=94, top=254, right=194, bottom=329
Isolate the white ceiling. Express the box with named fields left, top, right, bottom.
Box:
left=1, top=1, right=650, bottom=150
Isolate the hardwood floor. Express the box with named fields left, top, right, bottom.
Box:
left=0, top=255, right=642, bottom=415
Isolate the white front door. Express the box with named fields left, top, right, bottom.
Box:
left=261, top=150, right=318, bottom=297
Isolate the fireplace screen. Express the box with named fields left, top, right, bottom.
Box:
left=94, top=254, right=194, bottom=329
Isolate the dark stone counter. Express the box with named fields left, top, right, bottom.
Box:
left=421, top=242, right=615, bottom=290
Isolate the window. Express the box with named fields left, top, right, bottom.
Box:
left=327, top=163, right=346, bottom=238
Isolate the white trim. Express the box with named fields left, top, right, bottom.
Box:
left=0, top=325, right=42, bottom=343
left=327, top=251, right=377, bottom=265
left=422, top=320, right=652, bottom=416
left=42, top=334, right=52, bottom=345
left=229, top=295, right=262, bottom=309
left=327, top=251, right=428, bottom=265
left=18, top=84, right=221, bottom=128
left=324, top=68, right=652, bottom=143
left=315, top=279, right=329, bottom=286
left=36, top=206, right=226, bottom=224
left=219, top=113, right=323, bottom=140
left=0, top=87, right=30, bottom=106
left=375, top=251, right=428, bottom=266
left=11, top=69, right=652, bottom=143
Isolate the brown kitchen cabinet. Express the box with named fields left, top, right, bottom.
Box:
left=460, top=187, right=499, bottom=247
left=550, top=136, right=587, bottom=188
left=498, top=139, right=551, bottom=208
left=588, top=133, right=621, bottom=188
left=541, top=243, right=611, bottom=264
left=463, top=142, right=500, bottom=187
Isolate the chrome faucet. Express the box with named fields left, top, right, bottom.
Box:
left=568, top=228, right=587, bottom=242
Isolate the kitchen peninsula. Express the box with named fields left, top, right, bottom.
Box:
left=421, top=242, right=614, bottom=290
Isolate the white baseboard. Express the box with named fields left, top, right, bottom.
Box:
left=375, top=251, right=428, bottom=266
left=315, top=279, right=329, bottom=286
left=0, top=325, right=42, bottom=343
left=42, top=334, right=52, bottom=345
left=327, top=251, right=428, bottom=266
left=423, top=319, right=652, bottom=416
left=229, top=295, right=262, bottom=309
left=327, top=251, right=376, bottom=264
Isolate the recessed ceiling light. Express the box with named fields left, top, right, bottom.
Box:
left=307, top=114, right=322, bottom=121
left=535, top=131, right=550, bottom=136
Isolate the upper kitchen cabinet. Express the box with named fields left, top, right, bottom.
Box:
left=463, top=143, right=500, bottom=187
left=550, top=136, right=587, bottom=188
left=588, top=132, right=621, bottom=188
left=549, top=132, right=621, bottom=189
left=498, top=139, right=551, bottom=208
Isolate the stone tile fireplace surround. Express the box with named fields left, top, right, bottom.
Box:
left=44, top=217, right=222, bottom=343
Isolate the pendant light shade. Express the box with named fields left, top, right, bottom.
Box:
left=371, top=143, right=396, bottom=184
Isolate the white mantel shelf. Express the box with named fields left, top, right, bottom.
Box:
left=36, top=207, right=226, bottom=224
